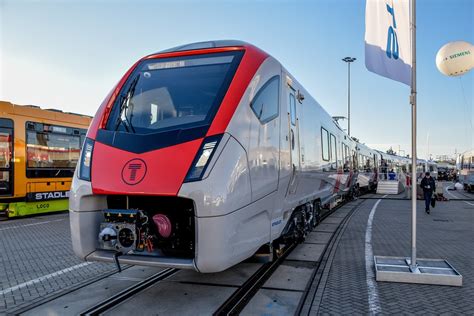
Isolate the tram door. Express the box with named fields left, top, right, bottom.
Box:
left=287, top=89, right=300, bottom=195
left=0, top=119, right=13, bottom=196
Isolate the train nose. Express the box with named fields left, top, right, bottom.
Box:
left=90, top=139, right=203, bottom=196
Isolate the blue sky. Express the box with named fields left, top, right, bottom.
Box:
left=0, top=0, right=472, bottom=158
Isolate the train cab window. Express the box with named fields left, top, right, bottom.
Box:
left=250, top=76, right=280, bottom=123
left=321, top=128, right=329, bottom=161
left=106, top=51, right=243, bottom=134
left=330, top=134, right=337, bottom=169
left=26, top=122, right=86, bottom=178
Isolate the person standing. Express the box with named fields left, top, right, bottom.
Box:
left=420, top=171, right=436, bottom=214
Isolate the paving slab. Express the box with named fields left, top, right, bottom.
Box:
left=241, top=289, right=302, bottom=315
left=287, top=243, right=326, bottom=262
left=329, top=212, right=350, bottom=218
left=103, top=281, right=234, bottom=316
left=321, top=216, right=344, bottom=225
left=304, top=232, right=332, bottom=244
left=23, top=266, right=163, bottom=315
left=0, top=213, right=116, bottom=313
left=263, top=261, right=314, bottom=291
left=313, top=198, right=474, bottom=314
left=168, top=263, right=261, bottom=286
left=313, top=223, right=339, bottom=233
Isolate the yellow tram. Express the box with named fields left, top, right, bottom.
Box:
left=0, top=101, right=91, bottom=218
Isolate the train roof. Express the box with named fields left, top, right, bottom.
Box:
left=156, top=40, right=249, bottom=54
left=459, top=149, right=474, bottom=157
left=0, top=101, right=92, bottom=126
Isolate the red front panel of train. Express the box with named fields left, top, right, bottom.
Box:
left=91, top=139, right=202, bottom=196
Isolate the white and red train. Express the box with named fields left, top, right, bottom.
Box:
left=457, top=149, right=474, bottom=191
left=70, top=41, right=421, bottom=273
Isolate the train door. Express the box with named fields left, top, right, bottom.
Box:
left=0, top=118, right=13, bottom=196
left=287, top=88, right=300, bottom=195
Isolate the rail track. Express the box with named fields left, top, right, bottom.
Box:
left=213, top=198, right=365, bottom=315
left=81, top=268, right=179, bottom=316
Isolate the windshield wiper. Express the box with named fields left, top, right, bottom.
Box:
left=114, top=74, right=140, bottom=133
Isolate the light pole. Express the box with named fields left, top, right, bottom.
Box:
left=342, top=57, right=356, bottom=136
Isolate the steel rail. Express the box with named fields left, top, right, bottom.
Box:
left=80, top=267, right=179, bottom=316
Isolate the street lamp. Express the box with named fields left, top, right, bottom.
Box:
left=342, top=56, right=356, bottom=136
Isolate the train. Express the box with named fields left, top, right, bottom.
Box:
left=0, top=101, right=92, bottom=218
left=437, top=163, right=456, bottom=181
left=70, top=41, right=436, bottom=273
left=456, top=150, right=474, bottom=191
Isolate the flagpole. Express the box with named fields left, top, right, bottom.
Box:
left=410, top=0, right=417, bottom=271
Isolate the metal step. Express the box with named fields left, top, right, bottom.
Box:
left=377, top=181, right=403, bottom=195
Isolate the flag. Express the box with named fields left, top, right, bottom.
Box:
left=365, top=0, right=412, bottom=86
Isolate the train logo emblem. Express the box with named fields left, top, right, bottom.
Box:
left=121, top=159, right=147, bottom=185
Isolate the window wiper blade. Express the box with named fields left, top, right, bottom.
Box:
left=114, top=94, right=130, bottom=132
left=114, top=74, right=140, bottom=133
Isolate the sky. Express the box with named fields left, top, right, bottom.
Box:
left=0, top=0, right=472, bottom=159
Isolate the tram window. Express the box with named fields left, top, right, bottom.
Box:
left=250, top=76, right=280, bottom=124
left=26, top=129, right=82, bottom=178
left=0, top=132, right=12, bottom=169
left=321, top=128, right=329, bottom=161
left=0, top=129, right=12, bottom=194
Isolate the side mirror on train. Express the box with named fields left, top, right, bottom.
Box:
left=297, top=91, right=305, bottom=103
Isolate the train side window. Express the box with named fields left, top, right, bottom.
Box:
left=250, top=76, right=280, bottom=124
left=321, top=128, right=329, bottom=161
left=289, top=93, right=296, bottom=126
left=352, top=150, right=357, bottom=169
left=330, top=134, right=337, bottom=169
left=341, top=143, right=345, bottom=165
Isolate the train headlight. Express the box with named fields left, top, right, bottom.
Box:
left=79, top=138, right=94, bottom=181
left=185, top=135, right=222, bottom=182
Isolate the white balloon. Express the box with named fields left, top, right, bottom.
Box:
left=436, top=41, right=474, bottom=77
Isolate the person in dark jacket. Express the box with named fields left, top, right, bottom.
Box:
left=420, top=171, right=436, bottom=214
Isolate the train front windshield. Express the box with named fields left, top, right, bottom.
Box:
left=106, top=51, right=243, bottom=134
